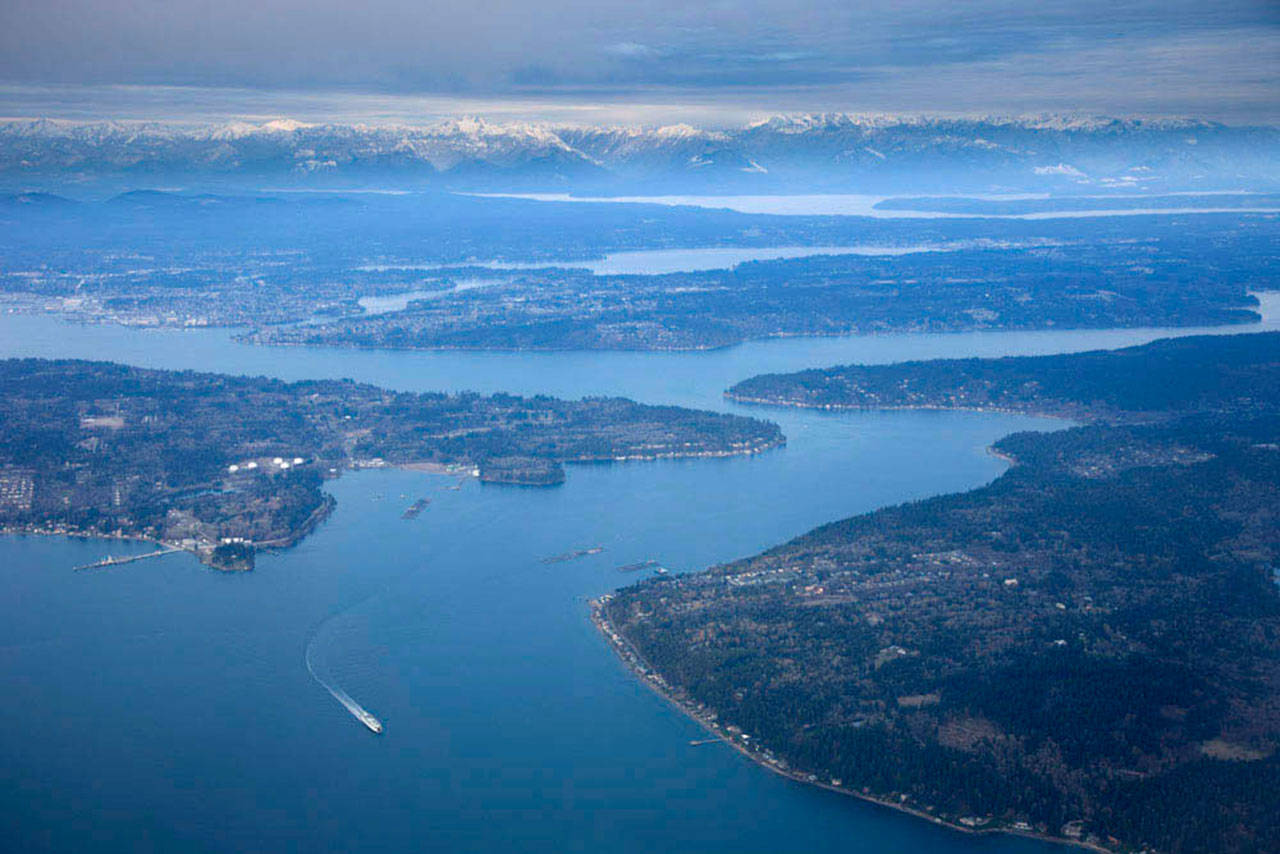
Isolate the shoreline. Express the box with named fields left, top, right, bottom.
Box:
left=724, top=392, right=1089, bottom=425
left=386, top=437, right=787, bottom=474
left=563, top=435, right=786, bottom=465
left=590, top=596, right=1110, bottom=854
left=7, top=299, right=1265, bottom=357
left=0, top=439, right=781, bottom=572
left=242, top=309, right=1264, bottom=354
left=0, top=491, right=336, bottom=572
left=0, top=524, right=198, bottom=564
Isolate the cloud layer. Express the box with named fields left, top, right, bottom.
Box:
left=0, top=1, right=1276, bottom=121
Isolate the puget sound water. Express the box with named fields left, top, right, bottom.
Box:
left=1, top=296, right=1277, bottom=853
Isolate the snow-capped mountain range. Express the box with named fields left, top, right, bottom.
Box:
left=1, top=114, right=1276, bottom=194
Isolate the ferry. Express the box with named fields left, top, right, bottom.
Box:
left=356, top=709, right=384, bottom=734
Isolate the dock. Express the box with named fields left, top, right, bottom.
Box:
left=73, top=546, right=182, bottom=572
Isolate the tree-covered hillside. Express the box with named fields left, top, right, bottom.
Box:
left=607, top=333, right=1280, bottom=852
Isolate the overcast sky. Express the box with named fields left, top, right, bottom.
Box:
left=0, top=1, right=1277, bottom=124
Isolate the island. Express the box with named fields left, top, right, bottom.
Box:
left=0, top=359, right=783, bottom=569
left=247, top=241, right=1269, bottom=351
left=2, top=191, right=1274, bottom=351
left=601, top=332, right=1280, bottom=853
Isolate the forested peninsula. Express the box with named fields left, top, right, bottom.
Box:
left=0, top=359, right=782, bottom=569
left=726, top=331, right=1280, bottom=419
left=603, top=332, right=1280, bottom=853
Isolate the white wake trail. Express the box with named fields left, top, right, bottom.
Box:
left=305, top=631, right=384, bottom=733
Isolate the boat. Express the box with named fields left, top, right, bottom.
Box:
left=356, top=708, right=384, bottom=734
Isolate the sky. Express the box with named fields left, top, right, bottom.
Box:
left=0, top=1, right=1277, bottom=125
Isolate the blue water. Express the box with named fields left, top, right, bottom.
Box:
left=0, top=306, right=1276, bottom=853
left=358, top=245, right=950, bottom=277
left=471, top=192, right=1280, bottom=220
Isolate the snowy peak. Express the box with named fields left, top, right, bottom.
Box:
left=208, top=118, right=314, bottom=140
left=743, top=113, right=1224, bottom=134
left=0, top=113, right=1275, bottom=193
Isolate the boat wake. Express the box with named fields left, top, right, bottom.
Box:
left=300, top=497, right=501, bottom=737
left=305, top=632, right=384, bottom=734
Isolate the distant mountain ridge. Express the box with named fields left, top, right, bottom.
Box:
left=2, top=113, right=1277, bottom=194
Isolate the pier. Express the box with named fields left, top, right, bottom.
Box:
left=73, top=546, right=183, bottom=572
